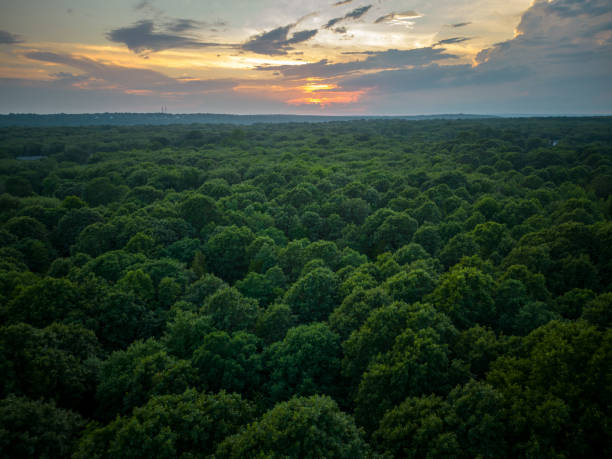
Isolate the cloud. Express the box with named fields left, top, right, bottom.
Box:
left=164, top=19, right=206, bottom=33
left=451, top=22, right=471, bottom=28
left=24, top=51, right=236, bottom=94
left=242, top=24, right=318, bottom=55
left=324, top=17, right=343, bottom=29
left=475, top=0, right=612, bottom=67
left=107, top=20, right=230, bottom=53
left=134, top=0, right=150, bottom=10
left=257, top=47, right=455, bottom=79
left=375, top=11, right=422, bottom=24
left=0, top=30, right=23, bottom=45
left=345, top=5, right=372, bottom=20
left=341, top=62, right=527, bottom=93
left=324, top=5, right=372, bottom=29
left=334, top=1, right=353, bottom=5
left=338, top=0, right=612, bottom=113
left=434, top=37, right=471, bottom=46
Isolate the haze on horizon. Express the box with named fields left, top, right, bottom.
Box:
left=0, top=0, right=610, bottom=115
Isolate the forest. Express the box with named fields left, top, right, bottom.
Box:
left=0, top=117, right=610, bottom=458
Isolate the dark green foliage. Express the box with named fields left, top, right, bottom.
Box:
left=201, top=287, right=259, bottom=332
left=256, top=303, right=296, bottom=344
left=205, top=225, right=254, bottom=282
left=192, top=330, right=262, bottom=395
left=284, top=267, right=339, bottom=323
left=0, top=395, right=86, bottom=458
left=354, top=326, right=468, bottom=432
left=95, top=339, right=196, bottom=420
left=216, top=395, right=367, bottom=458
left=487, top=320, right=611, bottom=457
left=1, top=118, right=610, bottom=458
left=161, top=310, right=215, bottom=358
left=5, top=277, right=88, bottom=328
left=427, top=265, right=497, bottom=329
left=265, top=322, right=343, bottom=402
left=178, top=193, right=220, bottom=231
left=0, top=322, right=102, bottom=412
left=76, top=389, right=254, bottom=459
left=373, top=381, right=506, bottom=458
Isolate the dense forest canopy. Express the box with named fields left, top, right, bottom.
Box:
left=0, top=117, right=611, bottom=458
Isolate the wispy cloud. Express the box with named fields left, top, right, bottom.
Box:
left=375, top=11, right=422, bottom=26
left=24, top=51, right=236, bottom=94
left=345, top=5, right=372, bottom=20
left=451, top=22, right=471, bottom=28
left=164, top=19, right=205, bottom=33
left=0, top=30, right=23, bottom=45
left=324, top=5, right=372, bottom=29
left=257, top=47, right=455, bottom=79
left=107, top=20, right=231, bottom=53
left=242, top=24, right=318, bottom=55
left=333, top=0, right=353, bottom=5
left=434, top=37, right=471, bottom=46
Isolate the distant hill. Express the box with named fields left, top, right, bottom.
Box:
left=0, top=112, right=498, bottom=127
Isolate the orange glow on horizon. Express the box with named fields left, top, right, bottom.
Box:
left=300, top=82, right=338, bottom=93
left=287, top=88, right=368, bottom=107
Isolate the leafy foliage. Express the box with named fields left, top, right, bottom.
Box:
left=1, top=118, right=610, bottom=457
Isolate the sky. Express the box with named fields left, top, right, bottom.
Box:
left=0, top=0, right=610, bottom=115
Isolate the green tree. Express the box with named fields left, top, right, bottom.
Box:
left=427, top=266, right=496, bottom=329
left=76, top=389, right=254, bottom=459
left=201, top=287, right=259, bottom=333
left=205, top=225, right=255, bottom=282
left=354, top=327, right=466, bottom=433
left=192, top=331, right=262, bottom=395
left=0, top=322, right=102, bottom=412
left=5, top=277, right=87, bottom=327
left=95, top=339, right=196, bottom=420
left=178, top=193, right=221, bottom=231
left=487, top=321, right=611, bottom=458
left=255, top=303, right=296, bottom=345
left=265, top=323, right=343, bottom=402
left=284, top=267, right=339, bottom=323
left=0, top=395, right=85, bottom=459
left=373, top=381, right=507, bottom=458
left=216, top=395, right=368, bottom=459
left=329, top=287, right=391, bottom=339
left=384, top=269, right=436, bottom=304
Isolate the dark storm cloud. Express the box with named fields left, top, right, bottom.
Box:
left=476, top=0, right=612, bottom=66
left=0, top=30, right=23, bottom=45
left=242, top=24, right=318, bottom=55
left=24, top=51, right=236, bottom=93
left=107, top=20, right=230, bottom=53
left=545, top=0, right=611, bottom=18
left=341, top=62, right=528, bottom=92
left=337, top=0, right=612, bottom=113
left=325, top=5, right=372, bottom=29
left=256, top=47, right=455, bottom=78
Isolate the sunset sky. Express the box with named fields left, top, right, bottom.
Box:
left=0, top=0, right=610, bottom=114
